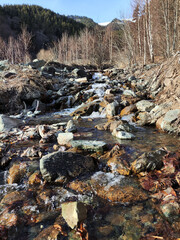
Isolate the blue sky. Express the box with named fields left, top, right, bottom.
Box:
left=0, top=0, right=132, bottom=23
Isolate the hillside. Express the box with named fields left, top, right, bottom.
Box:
left=68, top=15, right=97, bottom=28
left=0, top=4, right=85, bottom=53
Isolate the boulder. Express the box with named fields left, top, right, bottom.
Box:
left=0, top=114, right=23, bottom=132
left=40, top=151, right=95, bottom=182
left=70, top=140, right=107, bottom=153
left=57, top=132, right=74, bottom=145
left=61, top=201, right=87, bottom=229
left=136, top=100, right=155, bottom=112
left=161, top=109, right=180, bottom=132
left=131, top=149, right=167, bottom=174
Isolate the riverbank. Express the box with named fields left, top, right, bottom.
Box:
left=0, top=57, right=179, bottom=239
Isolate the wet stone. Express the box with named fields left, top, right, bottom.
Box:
left=90, top=171, right=148, bottom=203
left=131, top=149, right=167, bottom=174
left=40, top=151, right=95, bottom=182
left=8, top=162, right=27, bottom=184
left=70, top=140, right=107, bottom=153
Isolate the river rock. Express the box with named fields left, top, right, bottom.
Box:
left=75, top=77, right=88, bottom=83
left=149, top=103, right=171, bottom=124
left=116, top=121, right=136, bottom=133
left=106, top=102, right=119, bottom=118
left=90, top=171, right=147, bottom=203
left=131, top=149, right=167, bottom=174
left=123, top=90, right=137, bottom=97
left=103, top=145, right=134, bottom=175
left=8, top=162, right=27, bottom=184
left=61, top=201, right=87, bottom=229
left=112, top=129, right=135, bottom=140
left=136, top=112, right=150, bottom=126
left=70, top=101, right=99, bottom=117
left=0, top=210, right=18, bottom=228
left=1, top=191, right=25, bottom=205
left=34, top=226, right=61, bottom=240
left=160, top=109, right=180, bottom=132
left=136, top=100, right=155, bottom=112
left=120, top=104, right=136, bottom=117
left=70, top=140, right=106, bottom=153
left=40, top=151, right=95, bottom=182
left=0, top=114, right=23, bottom=132
left=57, top=132, right=74, bottom=145
left=65, top=120, right=77, bottom=133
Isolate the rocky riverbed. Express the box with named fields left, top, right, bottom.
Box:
left=0, top=58, right=179, bottom=239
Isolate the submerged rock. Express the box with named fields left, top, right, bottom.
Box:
left=8, top=162, right=27, bottom=184
left=70, top=140, right=106, bottom=152
left=61, top=201, right=87, bottom=229
left=40, top=151, right=95, bottom=182
left=90, top=171, right=147, bottom=203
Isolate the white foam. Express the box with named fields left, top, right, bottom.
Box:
left=82, top=111, right=106, bottom=119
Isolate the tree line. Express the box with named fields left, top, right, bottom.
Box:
left=0, top=2, right=179, bottom=67
left=124, top=0, right=180, bottom=65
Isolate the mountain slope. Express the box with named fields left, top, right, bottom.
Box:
left=0, top=4, right=85, bottom=52
left=68, top=15, right=97, bottom=28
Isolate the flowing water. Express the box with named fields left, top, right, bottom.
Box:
left=0, top=73, right=180, bottom=239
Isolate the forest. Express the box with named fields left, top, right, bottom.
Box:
left=0, top=1, right=179, bottom=67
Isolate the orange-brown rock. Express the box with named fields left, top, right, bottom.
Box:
left=156, top=117, right=164, bottom=130
left=90, top=171, right=147, bottom=203
left=68, top=180, right=92, bottom=194
left=93, top=185, right=147, bottom=203
left=98, top=225, right=114, bottom=236
left=120, top=104, right=136, bottom=117
left=34, top=225, right=61, bottom=240
left=1, top=191, right=25, bottom=205
left=28, top=171, right=42, bottom=185
left=99, top=145, right=132, bottom=175
left=8, top=162, right=27, bottom=184
left=0, top=210, right=18, bottom=228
